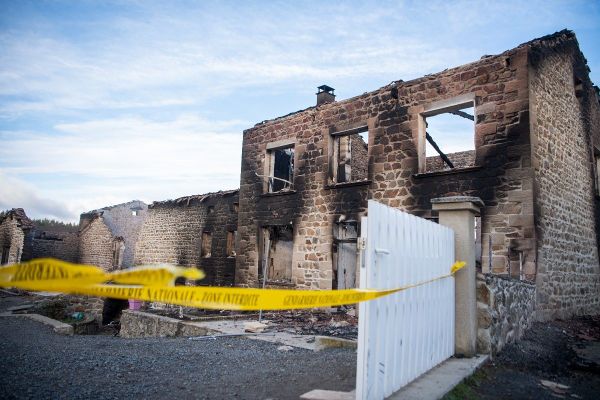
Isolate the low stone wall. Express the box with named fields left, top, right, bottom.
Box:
left=33, top=295, right=104, bottom=324
left=119, top=310, right=217, bottom=338
left=476, top=273, right=536, bottom=355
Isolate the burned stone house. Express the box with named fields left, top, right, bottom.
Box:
left=134, top=190, right=239, bottom=286
left=78, top=200, right=148, bottom=271
left=0, top=208, right=34, bottom=265
left=236, top=30, right=600, bottom=322
left=28, top=223, right=79, bottom=263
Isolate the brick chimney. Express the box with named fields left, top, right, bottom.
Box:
left=316, top=85, right=335, bottom=106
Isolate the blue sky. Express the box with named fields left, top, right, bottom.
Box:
left=1, top=0, right=599, bottom=222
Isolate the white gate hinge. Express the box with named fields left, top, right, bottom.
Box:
left=357, top=237, right=367, bottom=251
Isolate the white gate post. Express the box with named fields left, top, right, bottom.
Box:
left=432, top=196, right=483, bottom=357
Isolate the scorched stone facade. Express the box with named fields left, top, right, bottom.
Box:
left=236, top=30, right=600, bottom=321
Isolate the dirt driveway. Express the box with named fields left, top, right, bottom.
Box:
left=444, top=315, right=600, bottom=400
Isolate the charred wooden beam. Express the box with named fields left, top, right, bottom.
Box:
left=426, top=132, right=455, bottom=169
left=450, top=110, right=474, bottom=121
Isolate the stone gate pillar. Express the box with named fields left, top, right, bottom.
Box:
left=432, top=196, right=483, bottom=357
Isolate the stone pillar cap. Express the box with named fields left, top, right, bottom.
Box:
left=431, top=196, right=484, bottom=213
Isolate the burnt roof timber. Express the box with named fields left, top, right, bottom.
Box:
left=426, top=132, right=455, bottom=169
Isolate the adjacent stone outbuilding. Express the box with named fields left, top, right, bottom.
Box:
left=78, top=200, right=148, bottom=271
left=0, top=208, right=34, bottom=265
left=28, top=226, right=79, bottom=263
left=134, top=190, right=239, bottom=286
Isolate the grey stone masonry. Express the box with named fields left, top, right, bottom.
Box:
left=134, top=190, right=239, bottom=286
left=476, top=273, right=536, bottom=355
left=79, top=200, right=148, bottom=270
left=0, top=209, right=33, bottom=265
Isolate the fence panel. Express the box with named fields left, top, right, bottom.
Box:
left=356, top=200, right=455, bottom=400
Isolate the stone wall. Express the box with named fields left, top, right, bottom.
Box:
left=425, top=150, right=476, bottom=172
left=134, top=190, right=238, bottom=286
left=32, top=294, right=104, bottom=321
left=79, top=200, right=148, bottom=269
left=349, top=133, right=369, bottom=182
left=30, top=231, right=79, bottom=263
left=237, top=33, right=536, bottom=288
left=476, top=273, right=536, bottom=355
left=119, top=310, right=217, bottom=338
left=78, top=217, right=116, bottom=271
left=0, top=209, right=32, bottom=265
left=529, top=33, right=600, bottom=320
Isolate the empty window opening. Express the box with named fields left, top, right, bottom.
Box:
left=226, top=230, right=237, bottom=257
left=207, top=206, right=215, bottom=214
left=131, top=210, right=138, bottom=216
left=422, top=104, right=475, bottom=173
left=268, top=146, right=294, bottom=192
left=232, top=202, right=239, bottom=213
left=112, top=239, right=125, bottom=270
left=331, top=128, right=369, bottom=183
left=201, top=232, right=212, bottom=258
left=574, top=75, right=584, bottom=99
left=1, top=246, right=10, bottom=265
left=261, top=225, right=293, bottom=282
left=332, top=220, right=358, bottom=290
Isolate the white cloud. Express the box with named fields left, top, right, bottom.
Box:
left=0, top=172, right=74, bottom=221
left=1, top=114, right=244, bottom=179
left=0, top=114, right=244, bottom=221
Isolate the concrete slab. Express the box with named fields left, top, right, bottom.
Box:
left=314, top=336, right=357, bottom=351
left=387, top=355, right=489, bottom=400
left=300, top=389, right=356, bottom=400
left=7, top=304, right=34, bottom=312
left=3, top=313, right=74, bottom=335
left=192, top=319, right=319, bottom=350
left=300, top=355, right=488, bottom=400
left=189, top=319, right=356, bottom=351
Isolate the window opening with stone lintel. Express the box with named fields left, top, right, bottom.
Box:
left=263, top=144, right=295, bottom=193
left=260, top=224, right=293, bottom=283
left=418, top=94, right=476, bottom=173
left=226, top=230, right=237, bottom=257
left=330, top=126, right=369, bottom=184
left=201, top=232, right=212, bottom=258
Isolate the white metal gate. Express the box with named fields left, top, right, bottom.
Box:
left=356, top=200, right=455, bottom=400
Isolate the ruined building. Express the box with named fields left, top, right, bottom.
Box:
left=79, top=200, right=148, bottom=271
left=28, top=223, right=79, bottom=263
left=134, top=190, right=239, bottom=286
left=236, top=30, right=600, bottom=322
left=0, top=208, right=34, bottom=265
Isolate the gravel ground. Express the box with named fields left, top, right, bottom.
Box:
left=0, top=317, right=356, bottom=399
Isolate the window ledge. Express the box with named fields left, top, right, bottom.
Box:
left=260, top=190, right=297, bottom=197
left=413, top=166, right=482, bottom=179
left=326, top=180, right=372, bottom=189
left=266, top=280, right=295, bottom=287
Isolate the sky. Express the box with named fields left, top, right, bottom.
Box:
left=1, top=0, right=599, bottom=222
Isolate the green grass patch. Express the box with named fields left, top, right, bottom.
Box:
left=442, top=368, right=488, bottom=400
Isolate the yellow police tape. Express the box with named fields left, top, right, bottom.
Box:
left=0, top=259, right=465, bottom=311
left=0, top=258, right=204, bottom=291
